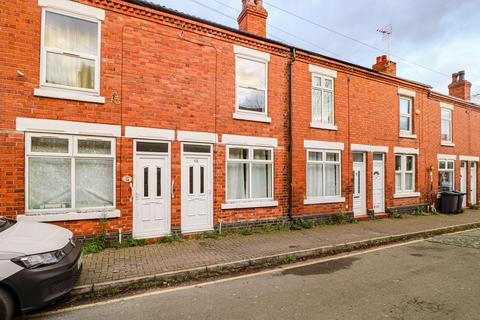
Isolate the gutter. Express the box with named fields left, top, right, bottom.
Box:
left=287, top=48, right=296, bottom=220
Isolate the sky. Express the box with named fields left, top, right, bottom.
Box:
left=153, top=0, right=480, bottom=100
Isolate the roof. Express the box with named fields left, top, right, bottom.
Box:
left=123, top=0, right=480, bottom=104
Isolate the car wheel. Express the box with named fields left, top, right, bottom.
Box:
left=0, top=287, right=15, bottom=320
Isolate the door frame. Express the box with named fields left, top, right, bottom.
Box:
left=132, top=139, right=171, bottom=239
left=471, top=162, right=477, bottom=205
left=461, top=161, right=467, bottom=207
left=372, top=153, right=385, bottom=213
left=180, top=142, right=214, bottom=233
left=352, top=152, right=367, bottom=217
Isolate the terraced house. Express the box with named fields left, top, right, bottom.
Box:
left=1, top=0, right=478, bottom=239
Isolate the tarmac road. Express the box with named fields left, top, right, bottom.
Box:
left=29, top=230, right=480, bottom=320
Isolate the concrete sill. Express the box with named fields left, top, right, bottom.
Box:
left=304, top=197, right=346, bottom=205
left=232, top=112, right=272, bottom=123
left=17, top=209, right=121, bottom=222
left=34, top=88, right=105, bottom=104
left=221, top=201, right=278, bottom=210
left=393, top=192, right=421, bottom=199
left=441, top=141, right=455, bottom=147
left=310, top=122, right=338, bottom=131
left=399, top=132, right=417, bottom=139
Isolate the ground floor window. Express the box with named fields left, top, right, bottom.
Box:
left=438, top=159, right=454, bottom=192
left=395, top=154, right=415, bottom=193
left=26, top=133, right=115, bottom=211
left=226, top=146, right=273, bottom=201
left=306, top=149, right=341, bottom=199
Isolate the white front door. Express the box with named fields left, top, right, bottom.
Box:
left=181, top=144, right=213, bottom=233
left=460, top=161, right=467, bottom=207
left=471, top=162, right=477, bottom=205
left=353, top=153, right=366, bottom=216
left=133, top=154, right=170, bottom=238
left=372, top=153, right=385, bottom=213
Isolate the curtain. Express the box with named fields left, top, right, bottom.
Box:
left=252, top=163, right=272, bottom=199
left=312, top=88, right=322, bottom=122
left=78, top=140, right=111, bottom=154
left=46, top=52, right=94, bottom=89
left=227, top=163, right=249, bottom=200
left=307, top=163, right=323, bottom=197
left=322, top=90, right=333, bottom=124
left=28, top=158, right=71, bottom=210
left=31, top=136, right=68, bottom=153
left=75, top=159, right=114, bottom=208
left=325, top=163, right=340, bottom=196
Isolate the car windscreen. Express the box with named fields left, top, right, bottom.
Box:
left=0, top=218, right=16, bottom=232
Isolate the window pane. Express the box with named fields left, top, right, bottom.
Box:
left=28, top=158, right=71, bottom=210
left=227, top=163, right=249, bottom=200
left=447, top=161, right=454, bottom=170
left=322, top=90, right=333, bottom=124
left=189, top=166, right=194, bottom=194
left=395, top=172, right=402, bottom=192
left=405, top=173, right=414, bottom=191
left=326, top=152, right=339, bottom=162
left=251, top=163, right=272, bottom=199
left=307, top=163, right=323, bottom=197
left=400, top=116, right=410, bottom=131
left=31, top=136, right=69, bottom=153
left=236, top=57, right=266, bottom=88
left=439, top=171, right=453, bottom=192
left=200, top=166, right=205, bottom=194
left=373, top=153, right=383, bottom=161
left=313, top=76, right=321, bottom=87
left=183, top=144, right=211, bottom=153
left=229, top=148, right=249, bottom=160
left=254, top=149, right=271, bottom=161
left=441, top=120, right=451, bottom=141
left=441, top=109, right=451, bottom=120
left=75, top=159, right=113, bottom=208
left=46, top=52, right=95, bottom=89
left=400, top=98, right=411, bottom=114
left=143, top=167, right=148, bottom=197
left=353, top=153, right=364, bottom=163
left=308, top=151, right=322, bottom=162
left=312, top=88, right=322, bottom=122
left=406, top=156, right=414, bottom=171
left=136, top=142, right=168, bottom=153
left=156, top=167, right=161, bottom=197
left=324, top=78, right=333, bottom=89
left=325, top=163, right=340, bottom=196
left=238, top=87, right=265, bottom=113
left=78, top=139, right=111, bottom=155
left=395, top=156, right=402, bottom=171
left=45, top=12, right=98, bottom=55
left=439, top=161, right=446, bottom=169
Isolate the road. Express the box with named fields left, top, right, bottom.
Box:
left=30, top=230, right=480, bottom=320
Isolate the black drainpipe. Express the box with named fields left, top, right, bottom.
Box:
left=287, top=47, right=296, bottom=220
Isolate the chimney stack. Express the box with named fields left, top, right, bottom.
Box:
left=448, top=70, right=471, bottom=101
left=372, top=55, right=397, bottom=76
left=237, top=0, right=268, bottom=37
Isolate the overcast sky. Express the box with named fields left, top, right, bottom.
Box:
left=154, top=0, right=480, bottom=100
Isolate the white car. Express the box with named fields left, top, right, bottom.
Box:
left=0, top=217, right=82, bottom=320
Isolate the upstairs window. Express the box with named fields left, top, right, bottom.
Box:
left=312, top=75, right=334, bottom=125
left=441, top=108, right=452, bottom=142
left=236, top=56, right=268, bottom=114
left=399, top=96, right=413, bottom=134
left=40, top=2, right=103, bottom=95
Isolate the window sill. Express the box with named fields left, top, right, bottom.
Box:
left=441, top=141, right=455, bottom=147
left=304, top=197, right=345, bottom=205
left=34, top=88, right=105, bottom=104
left=221, top=200, right=278, bottom=210
left=232, top=112, right=272, bottom=123
left=310, top=122, right=338, bottom=131
left=393, top=192, right=421, bottom=199
left=399, top=132, right=417, bottom=139
left=17, top=209, right=120, bottom=222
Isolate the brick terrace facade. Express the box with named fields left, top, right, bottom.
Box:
left=0, top=0, right=478, bottom=238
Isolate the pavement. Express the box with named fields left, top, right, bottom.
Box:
left=33, top=229, right=480, bottom=320
left=74, top=210, right=480, bottom=295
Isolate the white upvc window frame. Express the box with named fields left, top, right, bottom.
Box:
left=305, top=149, right=343, bottom=204
left=37, top=1, right=104, bottom=101
left=25, top=132, right=116, bottom=214
left=441, top=107, right=453, bottom=143
left=399, top=96, right=413, bottom=135
left=311, top=74, right=335, bottom=127
left=395, top=154, right=416, bottom=194
left=234, top=55, right=269, bottom=120
left=225, top=145, right=274, bottom=203
left=438, top=159, right=455, bottom=192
